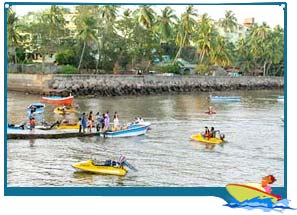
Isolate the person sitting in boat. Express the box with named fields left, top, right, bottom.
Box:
left=262, top=175, right=276, bottom=194
left=203, top=127, right=211, bottom=139
left=210, top=127, right=215, bottom=137
left=207, top=106, right=216, bottom=114
left=103, top=160, right=121, bottom=167
left=30, top=105, right=37, bottom=113
left=139, top=117, right=144, bottom=124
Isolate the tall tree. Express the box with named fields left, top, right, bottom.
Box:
left=195, top=13, right=216, bottom=64
left=156, top=6, right=177, bottom=43
left=174, top=5, right=198, bottom=63
left=7, top=8, right=22, bottom=64
left=249, top=22, right=271, bottom=76
left=210, top=35, right=234, bottom=68
left=76, top=16, right=97, bottom=71
left=218, top=10, right=238, bottom=33
left=136, top=5, right=156, bottom=29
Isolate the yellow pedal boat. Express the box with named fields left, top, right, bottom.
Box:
left=56, top=122, right=80, bottom=129
left=54, top=107, right=78, bottom=115
left=191, top=133, right=224, bottom=144
left=72, top=160, right=127, bottom=176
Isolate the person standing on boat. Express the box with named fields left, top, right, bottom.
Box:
left=78, top=117, right=82, bottom=133
left=28, top=109, right=34, bottom=120
left=88, top=111, right=93, bottom=132
left=81, top=113, right=87, bottom=133
left=95, top=112, right=101, bottom=132
left=29, top=117, right=36, bottom=130
left=100, top=113, right=105, bottom=132
left=104, top=113, right=110, bottom=131
left=113, top=113, right=120, bottom=131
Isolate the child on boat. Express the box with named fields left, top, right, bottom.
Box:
left=262, top=175, right=276, bottom=193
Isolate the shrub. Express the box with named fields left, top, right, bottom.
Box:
left=196, top=64, right=210, bottom=75
left=55, top=49, right=77, bottom=66
left=158, top=63, right=181, bottom=74
left=58, top=65, right=77, bottom=74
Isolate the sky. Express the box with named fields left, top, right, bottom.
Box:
left=12, top=4, right=284, bottom=28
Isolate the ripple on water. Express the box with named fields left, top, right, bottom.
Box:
left=7, top=90, right=284, bottom=187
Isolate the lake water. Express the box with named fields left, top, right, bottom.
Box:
left=7, top=90, right=284, bottom=187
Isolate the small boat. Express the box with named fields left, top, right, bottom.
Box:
left=226, top=183, right=282, bottom=203
left=210, top=96, right=241, bottom=102
left=34, top=121, right=60, bottom=130
left=7, top=123, right=25, bottom=130
left=27, top=103, right=46, bottom=114
left=56, top=122, right=80, bottom=129
left=277, top=95, right=284, bottom=102
left=72, top=155, right=137, bottom=176
left=191, top=133, right=224, bottom=144
left=54, top=106, right=78, bottom=115
left=72, top=159, right=127, bottom=176
left=41, top=95, right=74, bottom=105
left=205, top=111, right=216, bottom=115
left=98, top=122, right=151, bottom=138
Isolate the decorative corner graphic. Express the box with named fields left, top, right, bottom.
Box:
left=224, top=175, right=295, bottom=212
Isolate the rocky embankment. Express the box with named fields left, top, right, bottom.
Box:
left=8, top=74, right=284, bottom=96
left=49, top=75, right=284, bottom=96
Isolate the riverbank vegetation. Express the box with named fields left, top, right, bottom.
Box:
left=7, top=5, right=284, bottom=76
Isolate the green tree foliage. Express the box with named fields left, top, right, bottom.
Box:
left=7, top=5, right=284, bottom=76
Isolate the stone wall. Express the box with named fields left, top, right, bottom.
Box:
left=8, top=74, right=284, bottom=96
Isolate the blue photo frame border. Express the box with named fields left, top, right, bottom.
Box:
left=3, top=2, right=287, bottom=201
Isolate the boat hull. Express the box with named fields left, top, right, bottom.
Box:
left=56, top=123, right=80, bottom=129
left=72, top=160, right=127, bottom=176
left=226, top=183, right=281, bottom=203
left=210, top=96, right=241, bottom=102
left=54, top=107, right=77, bottom=115
left=191, top=133, right=223, bottom=144
left=41, top=96, right=74, bottom=105
left=98, top=123, right=150, bottom=138
left=27, top=103, right=45, bottom=114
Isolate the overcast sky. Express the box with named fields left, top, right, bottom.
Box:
left=12, top=3, right=284, bottom=28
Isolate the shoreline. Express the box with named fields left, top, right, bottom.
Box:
left=8, top=74, right=284, bottom=97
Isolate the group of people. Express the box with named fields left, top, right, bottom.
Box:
left=79, top=111, right=121, bottom=133
left=203, top=126, right=217, bottom=139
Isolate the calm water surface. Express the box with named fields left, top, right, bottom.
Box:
left=7, top=90, right=284, bottom=187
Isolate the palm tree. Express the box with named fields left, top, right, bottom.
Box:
left=99, top=5, right=119, bottom=31
left=249, top=22, right=271, bottom=76
left=218, top=10, right=238, bottom=33
left=235, top=37, right=256, bottom=75
left=173, top=5, right=198, bottom=63
left=210, top=35, right=234, bottom=68
left=156, top=6, right=177, bottom=43
left=136, top=5, right=156, bottom=29
left=195, top=13, right=215, bottom=64
left=7, top=8, right=22, bottom=64
left=76, top=16, right=97, bottom=71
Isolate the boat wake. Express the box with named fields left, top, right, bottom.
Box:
left=224, top=197, right=296, bottom=212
